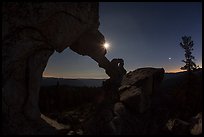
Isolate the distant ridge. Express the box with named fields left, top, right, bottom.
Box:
left=42, top=68, right=202, bottom=87
left=164, top=68, right=202, bottom=80
left=41, top=77, right=106, bottom=87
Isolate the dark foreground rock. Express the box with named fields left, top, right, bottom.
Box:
left=83, top=67, right=165, bottom=135
left=82, top=68, right=202, bottom=135
left=2, top=2, right=105, bottom=135
left=119, top=67, right=164, bottom=114
left=37, top=68, right=202, bottom=135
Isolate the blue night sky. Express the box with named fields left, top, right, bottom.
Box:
left=43, top=2, right=202, bottom=79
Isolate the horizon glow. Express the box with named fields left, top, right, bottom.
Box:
left=43, top=2, right=202, bottom=79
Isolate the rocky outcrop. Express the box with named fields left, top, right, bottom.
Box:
left=83, top=67, right=165, bottom=135
left=2, top=2, right=105, bottom=135
left=113, top=68, right=165, bottom=134
left=190, top=112, right=202, bottom=135
left=119, top=68, right=164, bottom=114
left=166, top=112, right=202, bottom=135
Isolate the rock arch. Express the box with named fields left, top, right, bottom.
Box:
left=2, top=2, right=110, bottom=134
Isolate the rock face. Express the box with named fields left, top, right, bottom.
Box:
left=114, top=68, right=165, bottom=134
left=190, top=112, right=202, bottom=135
left=2, top=2, right=105, bottom=135
left=165, top=112, right=202, bottom=135
left=119, top=68, right=164, bottom=114
left=83, top=67, right=165, bottom=135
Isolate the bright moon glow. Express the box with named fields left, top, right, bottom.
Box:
left=169, top=57, right=171, bottom=60
left=104, top=42, right=110, bottom=49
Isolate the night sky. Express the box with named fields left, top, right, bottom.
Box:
left=43, top=2, right=202, bottom=79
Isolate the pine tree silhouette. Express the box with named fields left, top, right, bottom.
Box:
left=180, top=36, right=197, bottom=72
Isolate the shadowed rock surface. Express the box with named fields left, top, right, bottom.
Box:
left=82, top=68, right=202, bottom=135
left=2, top=2, right=108, bottom=135
left=83, top=68, right=165, bottom=135
left=119, top=68, right=164, bottom=114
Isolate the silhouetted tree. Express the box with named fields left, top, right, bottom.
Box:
left=180, top=36, right=197, bottom=72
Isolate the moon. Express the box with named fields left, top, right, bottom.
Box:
left=104, top=42, right=110, bottom=49
left=168, top=57, right=171, bottom=60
